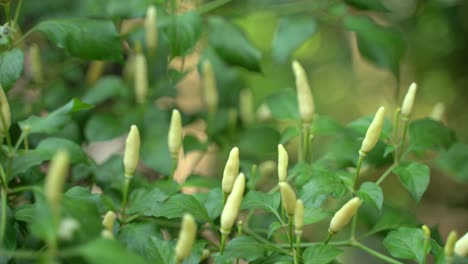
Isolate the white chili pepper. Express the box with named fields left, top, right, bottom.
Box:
left=134, top=52, right=148, bottom=104
left=220, top=173, right=245, bottom=234
left=292, top=60, right=314, bottom=123
left=201, top=60, right=218, bottom=114
left=360, top=107, right=385, bottom=156
left=401, top=82, right=417, bottom=118
left=44, top=150, right=70, bottom=215
left=168, top=109, right=183, bottom=160
left=455, top=232, right=468, bottom=257
left=123, top=125, right=140, bottom=178
left=329, top=197, right=362, bottom=234
left=279, top=182, right=296, bottom=216
left=222, top=147, right=240, bottom=194
left=144, top=5, right=158, bottom=52
left=175, top=214, right=197, bottom=263
left=277, top=144, right=288, bottom=182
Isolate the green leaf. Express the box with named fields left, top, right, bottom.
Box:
left=348, top=115, right=392, bottom=140
left=184, top=174, right=221, bottom=189
left=409, top=118, right=455, bottom=153
left=250, top=253, right=294, bottom=264
left=85, top=114, right=127, bottom=141
left=79, top=0, right=154, bottom=18
left=36, top=19, right=123, bottom=61
left=311, top=115, right=345, bottom=136
left=437, top=143, right=468, bottom=182
left=267, top=221, right=282, bottom=238
left=272, top=16, right=317, bottom=63
left=303, top=206, right=332, bottom=225
left=78, top=238, right=146, bottom=264
left=208, top=17, right=262, bottom=72
left=163, top=11, right=202, bottom=58
left=303, top=245, right=343, bottom=264
left=224, top=237, right=265, bottom=262
left=19, top=98, right=93, bottom=135
left=146, top=236, right=175, bottom=264
left=383, top=227, right=429, bottom=263
left=300, top=169, right=348, bottom=206
left=344, top=15, right=403, bottom=76
left=62, top=187, right=102, bottom=238
left=82, top=76, right=126, bottom=104
left=368, top=207, right=418, bottom=234
left=0, top=48, right=24, bottom=91
left=140, top=108, right=172, bottom=176
left=127, top=188, right=169, bottom=215
left=241, top=191, right=281, bottom=220
left=357, top=182, right=383, bottom=210
left=118, top=222, right=161, bottom=258
left=9, top=151, right=49, bottom=180
left=393, top=163, right=430, bottom=202
left=36, top=137, right=88, bottom=164
left=280, top=126, right=300, bottom=144
left=139, top=193, right=211, bottom=222
left=265, top=89, right=299, bottom=120
left=238, top=126, right=280, bottom=160
left=344, top=0, right=388, bottom=11
left=183, top=135, right=208, bottom=154
left=197, top=187, right=223, bottom=220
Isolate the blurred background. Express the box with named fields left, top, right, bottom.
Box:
left=7, top=0, right=468, bottom=262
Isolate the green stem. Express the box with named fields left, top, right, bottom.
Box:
left=288, top=216, right=294, bottom=249
left=395, top=118, right=409, bottom=162
left=243, top=227, right=290, bottom=254
left=422, top=237, right=430, bottom=264
left=12, top=25, right=36, bottom=46
left=0, top=109, right=12, bottom=149
left=8, top=185, right=40, bottom=194
left=376, top=163, right=398, bottom=186
left=13, top=131, right=25, bottom=152
left=279, top=240, right=350, bottom=248
left=0, top=187, right=7, bottom=246
left=354, top=242, right=404, bottom=264
left=350, top=210, right=358, bottom=240
left=170, top=156, right=178, bottom=181
left=324, top=231, right=333, bottom=245
left=121, top=178, right=131, bottom=224
left=222, top=192, right=229, bottom=206
left=219, top=233, right=227, bottom=254
left=4, top=3, right=11, bottom=26
left=12, top=0, right=22, bottom=28
left=392, top=107, right=401, bottom=143
left=0, top=163, right=7, bottom=191
left=295, top=233, right=302, bottom=264
left=198, top=0, right=233, bottom=14
left=352, top=154, right=365, bottom=192
left=301, top=124, right=311, bottom=163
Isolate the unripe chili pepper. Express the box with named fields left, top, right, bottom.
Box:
left=239, top=89, right=254, bottom=125
left=222, top=147, right=240, bottom=194
left=134, top=52, right=148, bottom=104
left=144, top=5, right=158, bottom=52
left=175, top=214, right=197, bottom=263
left=102, top=211, right=116, bottom=232
left=0, top=84, right=11, bottom=135
left=279, top=182, right=296, bottom=216
left=455, top=232, right=468, bottom=257
left=168, top=109, right=183, bottom=160
left=294, top=199, right=304, bottom=234
left=360, top=107, right=385, bottom=155
left=85, top=60, right=105, bottom=86
left=277, top=144, right=288, bottom=182
left=123, top=125, right=140, bottom=178
left=29, top=43, right=43, bottom=84
left=201, top=60, right=218, bottom=114
left=430, top=102, right=445, bottom=122
left=292, top=60, right=314, bottom=124
left=329, top=197, right=362, bottom=234
left=401, top=82, right=417, bottom=118
left=44, top=150, right=70, bottom=215
left=445, top=230, right=458, bottom=258
left=220, top=173, right=245, bottom=234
